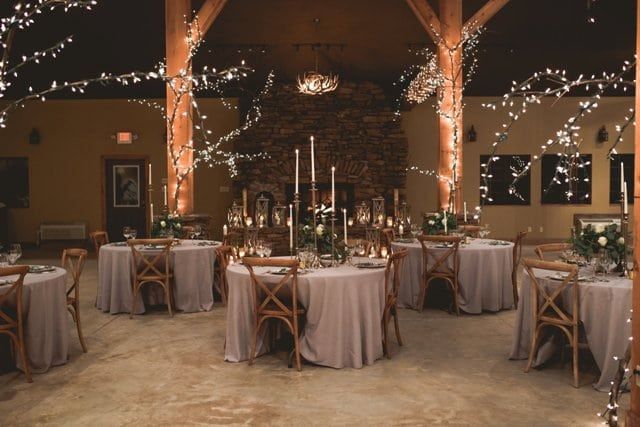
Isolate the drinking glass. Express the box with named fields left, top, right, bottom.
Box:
left=8, top=244, right=21, bottom=265
left=122, top=226, right=132, bottom=240
left=410, top=224, right=420, bottom=239
left=0, top=253, right=8, bottom=268
left=264, top=242, right=272, bottom=258
left=193, top=225, right=202, bottom=239
left=130, top=229, right=138, bottom=240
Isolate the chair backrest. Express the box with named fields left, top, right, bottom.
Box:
left=346, top=238, right=373, bottom=258
left=181, top=226, right=194, bottom=239
left=365, top=228, right=381, bottom=247
left=512, top=230, right=529, bottom=273
left=61, top=248, right=87, bottom=300
left=127, top=238, right=173, bottom=279
left=0, top=265, right=29, bottom=327
left=459, top=225, right=482, bottom=238
left=215, top=245, right=234, bottom=270
left=385, top=248, right=408, bottom=301
left=89, top=231, right=109, bottom=253
left=242, top=257, right=299, bottom=318
left=418, top=235, right=461, bottom=276
left=382, top=228, right=395, bottom=247
left=522, top=258, right=578, bottom=325
left=534, top=243, right=572, bottom=260
left=223, top=231, right=243, bottom=247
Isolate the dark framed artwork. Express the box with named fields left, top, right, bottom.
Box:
left=609, top=154, right=634, bottom=204
left=541, top=154, right=592, bottom=204
left=113, top=164, right=140, bottom=207
left=479, top=154, right=531, bottom=205
left=0, top=157, right=29, bottom=208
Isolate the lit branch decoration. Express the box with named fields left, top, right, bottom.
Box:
left=396, top=25, right=482, bottom=213
left=479, top=60, right=635, bottom=207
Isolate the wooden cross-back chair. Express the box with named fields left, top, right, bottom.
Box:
left=62, top=248, right=88, bottom=353
left=417, top=235, right=462, bottom=315
left=534, top=243, right=572, bottom=260
left=180, top=226, right=194, bottom=239
left=365, top=227, right=381, bottom=247
left=223, top=231, right=243, bottom=247
left=382, top=248, right=408, bottom=359
left=346, top=238, right=373, bottom=258
left=459, top=225, right=483, bottom=238
left=127, top=238, right=174, bottom=318
left=381, top=228, right=396, bottom=248
left=214, top=245, right=234, bottom=306
left=89, top=231, right=109, bottom=254
left=242, top=257, right=305, bottom=371
left=522, top=258, right=585, bottom=387
left=511, top=230, right=529, bottom=308
left=0, top=265, right=31, bottom=382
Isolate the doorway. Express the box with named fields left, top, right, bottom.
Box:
left=103, top=157, right=148, bottom=240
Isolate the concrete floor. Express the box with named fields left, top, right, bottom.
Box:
left=0, top=247, right=626, bottom=426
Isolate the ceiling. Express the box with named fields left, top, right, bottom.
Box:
left=3, top=0, right=636, bottom=99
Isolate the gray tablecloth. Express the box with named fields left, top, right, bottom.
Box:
left=224, top=259, right=387, bottom=369
left=510, top=268, right=631, bottom=391
left=0, top=267, right=69, bottom=373
left=96, top=240, right=218, bottom=314
left=391, top=239, right=514, bottom=313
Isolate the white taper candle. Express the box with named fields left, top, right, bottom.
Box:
left=624, top=182, right=628, bottom=215
left=148, top=163, right=152, bottom=186
left=331, top=166, right=336, bottom=212
left=295, top=148, right=299, bottom=194
left=289, top=204, right=294, bottom=250
left=621, top=162, right=625, bottom=193
left=343, top=208, right=348, bottom=242
left=310, top=136, right=315, bottom=182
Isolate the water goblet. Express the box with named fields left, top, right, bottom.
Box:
left=0, top=253, right=8, bottom=268
left=130, top=229, right=138, bottom=240
left=193, top=225, right=202, bottom=239
left=264, top=242, right=272, bottom=258
left=122, top=226, right=132, bottom=240
left=8, top=244, right=21, bottom=265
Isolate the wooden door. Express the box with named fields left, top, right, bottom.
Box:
left=103, top=158, right=147, bottom=240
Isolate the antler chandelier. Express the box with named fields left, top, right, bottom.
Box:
left=297, top=46, right=339, bottom=95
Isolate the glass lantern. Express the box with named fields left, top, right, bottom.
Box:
left=272, top=202, right=286, bottom=227
left=372, top=196, right=385, bottom=227
left=227, top=201, right=244, bottom=229
left=355, top=201, right=371, bottom=226
left=255, top=195, right=270, bottom=228
left=397, top=202, right=409, bottom=227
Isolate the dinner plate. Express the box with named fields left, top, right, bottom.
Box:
left=111, top=242, right=128, bottom=247
left=28, top=265, right=56, bottom=273
left=548, top=274, right=588, bottom=282
left=355, top=262, right=386, bottom=269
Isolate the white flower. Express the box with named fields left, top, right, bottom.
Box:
left=175, top=223, right=182, bottom=229
left=316, top=224, right=325, bottom=236
left=428, top=220, right=435, bottom=225
left=597, top=236, right=608, bottom=247
left=160, top=221, right=167, bottom=228
left=442, top=218, right=447, bottom=225
left=167, top=214, right=173, bottom=220
left=594, top=224, right=605, bottom=233
left=435, top=213, right=441, bottom=219
left=618, top=237, right=625, bottom=245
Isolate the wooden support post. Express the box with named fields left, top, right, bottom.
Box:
left=165, top=0, right=193, bottom=214
left=626, top=1, right=640, bottom=424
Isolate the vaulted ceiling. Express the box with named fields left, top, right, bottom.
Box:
left=3, top=0, right=635, bottom=99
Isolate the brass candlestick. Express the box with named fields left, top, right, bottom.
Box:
left=310, top=181, right=318, bottom=250
left=330, top=210, right=337, bottom=267
left=620, top=191, right=631, bottom=277
left=294, top=192, right=301, bottom=253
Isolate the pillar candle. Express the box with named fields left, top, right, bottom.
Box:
left=295, top=148, right=300, bottom=194
left=310, top=136, right=315, bottom=182
left=331, top=166, right=335, bottom=211
left=624, top=182, right=628, bottom=214
left=343, top=208, right=348, bottom=242
left=463, top=202, right=467, bottom=223
left=621, top=162, right=625, bottom=193
left=148, top=163, right=152, bottom=186
left=289, top=204, right=294, bottom=250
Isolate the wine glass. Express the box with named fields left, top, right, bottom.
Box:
left=264, top=242, right=272, bottom=258
left=193, top=225, right=202, bottom=240
left=0, top=253, right=8, bottom=268
left=129, top=229, right=138, bottom=240
left=8, top=244, right=21, bottom=265
left=122, top=226, right=132, bottom=240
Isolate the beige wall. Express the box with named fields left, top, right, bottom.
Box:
left=0, top=99, right=239, bottom=243
left=403, top=97, right=635, bottom=240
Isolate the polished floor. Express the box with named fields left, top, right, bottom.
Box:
left=0, top=248, right=625, bottom=426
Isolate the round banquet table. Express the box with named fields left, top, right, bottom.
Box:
left=510, top=268, right=631, bottom=391
left=391, top=238, right=514, bottom=313
left=96, top=240, right=219, bottom=314
left=224, top=257, right=387, bottom=369
left=0, top=266, right=68, bottom=373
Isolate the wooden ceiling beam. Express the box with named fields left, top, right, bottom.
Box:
left=406, top=0, right=441, bottom=42
left=464, top=0, right=510, bottom=35
left=191, top=0, right=228, bottom=40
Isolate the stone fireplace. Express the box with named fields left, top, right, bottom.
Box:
left=231, top=81, right=408, bottom=253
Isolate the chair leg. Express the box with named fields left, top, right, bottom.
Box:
left=450, top=280, right=460, bottom=316
left=572, top=326, right=579, bottom=388
left=416, top=278, right=428, bottom=313
left=130, top=282, right=138, bottom=319
left=293, top=315, right=302, bottom=371
left=249, top=319, right=265, bottom=367
left=393, top=306, right=403, bottom=347
left=73, top=303, right=88, bottom=353
left=166, top=279, right=174, bottom=317
left=525, top=324, right=542, bottom=373
left=382, top=309, right=390, bottom=359
left=15, top=325, right=32, bottom=383
left=512, top=274, right=519, bottom=309
left=220, top=275, right=228, bottom=306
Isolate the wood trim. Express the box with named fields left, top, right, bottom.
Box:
left=191, top=0, right=228, bottom=40
left=405, top=0, right=441, bottom=42
left=464, top=0, right=510, bottom=34
left=99, top=154, right=150, bottom=235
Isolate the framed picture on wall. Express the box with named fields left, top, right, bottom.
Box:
left=609, top=154, right=634, bottom=204
left=113, top=165, right=140, bottom=207
left=0, top=157, right=29, bottom=208
left=479, top=154, right=531, bottom=205
left=541, top=154, right=592, bottom=204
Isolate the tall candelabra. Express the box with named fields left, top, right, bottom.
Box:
left=310, top=181, right=318, bottom=250
left=294, top=192, right=301, bottom=254
left=330, top=209, right=337, bottom=267
left=620, top=191, right=631, bottom=277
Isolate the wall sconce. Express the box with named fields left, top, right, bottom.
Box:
left=467, top=125, right=477, bottom=142
left=28, top=128, right=41, bottom=145
left=111, top=131, right=139, bottom=145
left=597, top=125, right=608, bottom=143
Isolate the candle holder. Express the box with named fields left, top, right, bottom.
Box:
left=310, top=181, right=318, bottom=251
left=294, top=192, right=301, bottom=252
left=620, top=190, right=631, bottom=277
left=330, top=210, right=337, bottom=267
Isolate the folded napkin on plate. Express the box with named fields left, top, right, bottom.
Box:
left=28, top=265, right=56, bottom=273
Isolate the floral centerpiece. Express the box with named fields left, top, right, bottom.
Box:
left=422, top=210, right=457, bottom=235
left=570, top=223, right=625, bottom=264
left=299, top=203, right=346, bottom=261
left=151, top=213, right=183, bottom=238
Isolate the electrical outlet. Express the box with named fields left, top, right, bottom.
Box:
left=539, top=226, right=544, bottom=233
left=527, top=226, right=532, bottom=233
